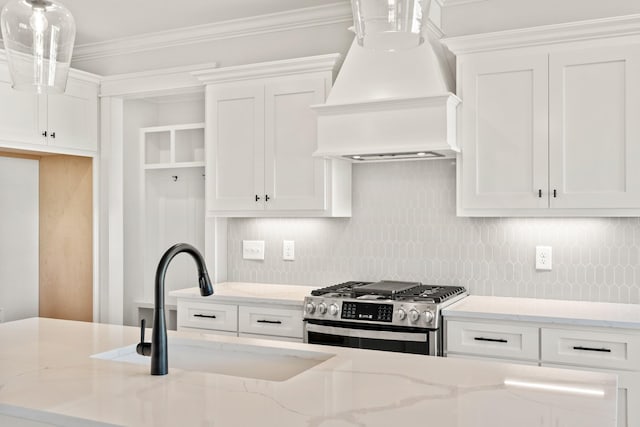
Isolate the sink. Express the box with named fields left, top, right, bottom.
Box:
left=91, top=337, right=334, bottom=381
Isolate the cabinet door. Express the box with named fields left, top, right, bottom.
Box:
left=549, top=46, right=640, bottom=209
left=0, top=64, right=44, bottom=145
left=459, top=53, right=549, bottom=210
left=264, top=78, right=327, bottom=210
left=206, top=84, right=265, bottom=212
left=46, top=78, right=98, bottom=152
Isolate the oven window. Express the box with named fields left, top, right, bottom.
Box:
left=307, top=330, right=429, bottom=355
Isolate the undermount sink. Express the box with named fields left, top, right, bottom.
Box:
left=91, top=337, right=334, bottom=382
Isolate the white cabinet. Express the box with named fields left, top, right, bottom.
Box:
left=46, top=77, right=99, bottom=152
left=238, top=305, right=303, bottom=340
left=448, top=26, right=640, bottom=216
left=176, top=298, right=304, bottom=342
left=177, top=300, right=238, bottom=333
left=0, top=60, right=98, bottom=154
left=548, top=46, right=640, bottom=209
left=196, top=54, right=351, bottom=217
left=445, top=316, right=639, bottom=427
left=446, top=319, right=539, bottom=362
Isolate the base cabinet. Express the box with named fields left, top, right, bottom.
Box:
left=445, top=317, right=638, bottom=427
left=176, top=298, right=303, bottom=342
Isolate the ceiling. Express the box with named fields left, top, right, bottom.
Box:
left=0, top=0, right=346, bottom=46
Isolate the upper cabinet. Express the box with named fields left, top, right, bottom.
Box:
left=195, top=54, right=351, bottom=217
left=445, top=16, right=640, bottom=216
left=0, top=57, right=99, bottom=155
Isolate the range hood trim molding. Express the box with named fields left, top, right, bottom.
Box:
left=311, top=93, right=459, bottom=115
left=313, top=93, right=460, bottom=161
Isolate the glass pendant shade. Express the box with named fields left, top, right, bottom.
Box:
left=351, top=0, right=430, bottom=50
left=1, top=0, right=76, bottom=94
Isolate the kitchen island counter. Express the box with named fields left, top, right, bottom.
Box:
left=0, top=318, right=617, bottom=427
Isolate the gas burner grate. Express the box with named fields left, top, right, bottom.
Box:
left=310, top=281, right=372, bottom=297
left=395, top=285, right=466, bottom=303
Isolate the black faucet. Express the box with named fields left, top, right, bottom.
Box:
left=136, top=243, right=214, bottom=375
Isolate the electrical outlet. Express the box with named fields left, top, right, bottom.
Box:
left=283, top=240, right=295, bottom=261
left=242, top=240, right=265, bottom=260
left=535, top=246, right=552, bottom=271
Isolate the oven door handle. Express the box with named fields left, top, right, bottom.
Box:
left=305, top=323, right=428, bottom=342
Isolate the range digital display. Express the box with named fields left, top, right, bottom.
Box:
left=341, top=302, right=393, bottom=322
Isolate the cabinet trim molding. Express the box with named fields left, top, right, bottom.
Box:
left=193, top=54, right=342, bottom=85
left=443, top=14, right=640, bottom=55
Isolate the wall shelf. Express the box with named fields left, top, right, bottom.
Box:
left=141, top=122, right=205, bottom=169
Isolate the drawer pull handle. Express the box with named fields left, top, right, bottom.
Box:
left=474, top=337, right=508, bottom=343
left=572, top=346, right=611, bottom=353
left=257, top=319, right=282, bottom=325
left=193, top=314, right=217, bottom=319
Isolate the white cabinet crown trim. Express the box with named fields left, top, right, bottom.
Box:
left=193, top=54, right=342, bottom=85
left=443, top=14, right=640, bottom=54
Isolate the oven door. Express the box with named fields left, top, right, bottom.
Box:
left=305, top=321, right=433, bottom=355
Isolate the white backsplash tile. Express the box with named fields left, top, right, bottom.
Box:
left=227, top=161, right=640, bottom=304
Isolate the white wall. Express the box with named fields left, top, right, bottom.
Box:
left=0, top=156, right=39, bottom=322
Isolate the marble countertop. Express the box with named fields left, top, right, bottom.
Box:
left=0, top=318, right=617, bottom=427
left=168, top=282, right=318, bottom=306
left=443, top=295, right=640, bottom=329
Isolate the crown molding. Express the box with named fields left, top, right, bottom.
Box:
left=0, top=48, right=102, bottom=83
left=192, top=54, right=342, bottom=85
left=72, top=2, right=352, bottom=64
left=443, top=13, right=640, bottom=55
left=100, top=62, right=219, bottom=98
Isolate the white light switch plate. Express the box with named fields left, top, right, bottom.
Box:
left=283, top=240, right=295, bottom=261
left=243, top=240, right=265, bottom=260
left=536, top=246, right=552, bottom=271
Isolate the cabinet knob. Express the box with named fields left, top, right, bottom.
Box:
left=42, top=131, right=47, bottom=137
left=265, top=194, right=270, bottom=202
left=50, top=132, right=56, bottom=139
left=255, top=195, right=261, bottom=202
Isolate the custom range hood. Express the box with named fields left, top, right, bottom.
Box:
left=312, top=33, right=460, bottom=162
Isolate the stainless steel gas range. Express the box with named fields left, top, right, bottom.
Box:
left=303, top=280, right=467, bottom=356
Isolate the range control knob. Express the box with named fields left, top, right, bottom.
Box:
left=409, top=309, right=420, bottom=323
left=397, top=308, right=407, bottom=320
left=329, top=304, right=339, bottom=316
left=423, top=310, right=435, bottom=323
left=318, top=303, right=327, bottom=315
left=305, top=302, right=316, bottom=314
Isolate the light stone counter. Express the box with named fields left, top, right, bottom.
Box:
left=0, top=318, right=617, bottom=427
left=442, top=295, right=640, bottom=329
left=169, top=281, right=319, bottom=307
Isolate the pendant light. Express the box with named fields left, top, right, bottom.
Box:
left=351, top=0, right=430, bottom=50
left=1, top=0, right=76, bottom=94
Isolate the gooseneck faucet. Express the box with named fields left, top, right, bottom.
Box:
left=136, top=243, right=214, bottom=375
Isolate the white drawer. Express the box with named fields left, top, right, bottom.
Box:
left=238, top=305, right=303, bottom=339
left=541, top=327, right=640, bottom=371
left=177, top=300, right=238, bottom=332
left=446, top=320, right=539, bottom=361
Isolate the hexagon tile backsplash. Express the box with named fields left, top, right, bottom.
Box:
left=228, top=160, right=640, bottom=304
